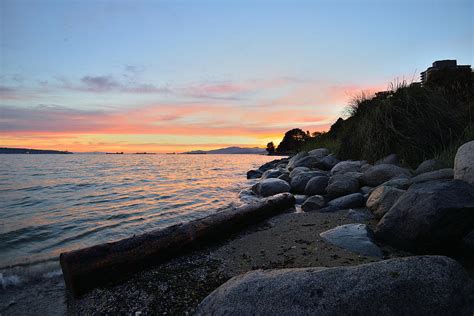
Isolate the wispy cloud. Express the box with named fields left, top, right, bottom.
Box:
left=80, top=75, right=121, bottom=92
left=58, top=75, right=171, bottom=94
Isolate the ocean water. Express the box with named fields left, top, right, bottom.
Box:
left=0, top=153, right=276, bottom=311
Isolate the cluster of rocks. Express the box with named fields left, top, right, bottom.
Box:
left=207, top=141, right=474, bottom=314
left=245, top=142, right=474, bottom=254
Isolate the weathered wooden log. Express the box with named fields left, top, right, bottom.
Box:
left=60, top=193, right=295, bottom=297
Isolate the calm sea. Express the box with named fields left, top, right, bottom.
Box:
left=0, top=154, right=275, bottom=302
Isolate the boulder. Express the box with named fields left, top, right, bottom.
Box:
left=344, top=171, right=364, bottom=182
left=246, top=169, right=262, bottom=179
left=326, top=174, right=359, bottom=199
left=361, top=164, right=411, bottom=187
left=327, top=193, right=365, bottom=209
left=261, top=168, right=284, bottom=179
left=277, top=173, right=291, bottom=183
left=409, top=168, right=453, bottom=184
left=359, top=186, right=372, bottom=195
left=376, top=179, right=474, bottom=252
left=292, top=155, right=320, bottom=169
left=314, top=154, right=340, bottom=170
left=366, top=186, right=405, bottom=219
left=289, top=167, right=310, bottom=179
left=454, top=141, right=474, bottom=185
left=415, top=159, right=443, bottom=175
left=294, top=194, right=308, bottom=205
left=376, top=176, right=411, bottom=190
left=320, top=224, right=382, bottom=257
left=308, top=148, right=330, bottom=158
left=330, top=160, right=362, bottom=175
left=196, top=256, right=472, bottom=316
left=463, top=230, right=474, bottom=252
left=258, top=158, right=286, bottom=172
left=347, top=207, right=375, bottom=222
left=317, top=205, right=340, bottom=213
left=287, top=152, right=308, bottom=170
left=375, top=153, right=400, bottom=166
left=304, top=176, right=329, bottom=196
left=251, top=178, right=291, bottom=197
left=290, top=171, right=326, bottom=194
left=360, top=163, right=373, bottom=173
left=301, top=195, right=325, bottom=211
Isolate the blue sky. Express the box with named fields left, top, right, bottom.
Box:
left=1, top=0, right=472, bottom=152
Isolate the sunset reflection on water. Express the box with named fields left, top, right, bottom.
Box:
left=0, top=154, right=277, bottom=268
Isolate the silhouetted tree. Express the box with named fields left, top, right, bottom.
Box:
left=276, top=128, right=310, bottom=153
left=266, top=142, right=275, bottom=155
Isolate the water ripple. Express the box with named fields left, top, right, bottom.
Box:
left=0, top=154, right=278, bottom=271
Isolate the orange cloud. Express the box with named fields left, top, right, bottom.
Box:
left=1, top=77, right=388, bottom=152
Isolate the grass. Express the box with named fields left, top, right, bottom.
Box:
left=302, top=81, right=473, bottom=168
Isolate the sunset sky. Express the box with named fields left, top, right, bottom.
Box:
left=1, top=0, right=472, bottom=153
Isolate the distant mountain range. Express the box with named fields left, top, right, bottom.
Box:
left=183, top=146, right=267, bottom=155
left=0, top=147, right=73, bottom=154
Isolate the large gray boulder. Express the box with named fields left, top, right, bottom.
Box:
left=366, top=186, right=405, bottom=219
left=359, top=186, right=372, bottom=195
left=327, top=193, right=365, bottom=209
left=330, top=160, right=362, bottom=175
left=301, top=195, right=325, bottom=212
left=315, top=154, right=340, bottom=170
left=196, top=256, right=472, bottom=316
left=361, top=164, right=411, bottom=187
left=277, top=173, right=291, bottom=183
left=347, top=207, right=375, bottom=222
left=376, top=179, right=474, bottom=251
left=292, top=155, right=321, bottom=169
left=308, top=148, right=330, bottom=158
left=289, top=166, right=310, bottom=179
left=326, top=174, right=360, bottom=199
left=360, top=163, right=373, bottom=173
left=251, top=178, right=291, bottom=197
left=246, top=169, right=262, bottom=179
left=454, top=141, right=474, bottom=185
left=409, top=168, right=453, bottom=184
left=344, top=171, right=364, bottom=182
left=290, top=171, right=326, bottom=194
left=415, top=159, right=444, bottom=175
left=320, top=224, right=382, bottom=257
left=261, top=168, right=284, bottom=179
left=376, top=176, right=411, bottom=190
left=258, top=158, right=286, bottom=172
left=304, top=176, right=329, bottom=196
left=287, top=152, right=308, bottom=170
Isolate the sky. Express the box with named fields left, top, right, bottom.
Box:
left=1, top=0, right=472, bottom=153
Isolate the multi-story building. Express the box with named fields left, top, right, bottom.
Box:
left=420, top=60, right=471, bottom=85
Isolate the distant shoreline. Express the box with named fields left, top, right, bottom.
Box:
left=0, top=148, right=72, bottom=154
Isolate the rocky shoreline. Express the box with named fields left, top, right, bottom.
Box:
left=70, top=141, right=474, bottom=314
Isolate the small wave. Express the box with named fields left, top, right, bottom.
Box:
left=0, top=259, right=63, bottom=293
left=42, top=270, right=62, bottom=279
left=0, top=273, right=23, bottom=290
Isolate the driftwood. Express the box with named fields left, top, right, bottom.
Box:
left=60, top=193, right=295, bottom=297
